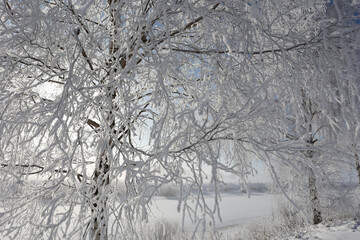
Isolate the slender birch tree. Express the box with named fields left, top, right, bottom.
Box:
left=264, top=0, right=360, bottom=224
left=0, top=0, right=269, bottom=239
left=1, top=0, right=359, bottom=239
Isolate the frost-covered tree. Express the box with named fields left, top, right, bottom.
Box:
left=322, top=0, right=360, bottom=185
left=264, top=0, right=360, bottom=224
left=1, top=0, right=359, bottom=239
left=0, top=0, right=271, bottom=239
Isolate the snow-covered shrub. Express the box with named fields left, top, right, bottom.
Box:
left=319, top=181, right=359, bottom=222
left=228, top=202, right=305, bottom=240
left=276, top=201, right=306, bottom=231
left=146, top=220, right=182, bottom=240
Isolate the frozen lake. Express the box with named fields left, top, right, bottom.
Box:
left=149, top=192, right=276, bottom=231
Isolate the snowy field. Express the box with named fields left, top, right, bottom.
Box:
left=149, top=191, right=360, bottom=239
left=285, top=221, right=360, bottom=240
left=152, top=193, right=360, bottom=240
left=1, top=189, right=360, bottom=239
left=150, top=192, right=276, bottom=231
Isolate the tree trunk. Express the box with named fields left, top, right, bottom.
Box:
left=355, top=152, right=360, bottom=185
left=301, top=92, right=322, bottom=225
left=303, top=148, right=322, bottom=224
left=89, top=1, right=119, bottom=237
left=304, top=150, right=322, bottom=225
left=308, top=166, right=322, bottom=224
left=90, top=153, right=110, bottom=240
left=89, top=89, right=116, bottom=240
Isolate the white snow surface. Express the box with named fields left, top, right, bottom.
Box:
left=285, top=221, right=360, bottom=240
left=150, top=192, right=276, bottom=231
left=1, top=191, right=360, bottom=239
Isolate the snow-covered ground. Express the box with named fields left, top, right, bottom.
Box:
left=150, top=192, right=276, bottom=230
left=2, top=190, right=359, bottom=239
left=151, top=193, right=360, bottom=240
left=285, top=221, right=360, bottom=240
left=151, top=191, right=360, bottom=239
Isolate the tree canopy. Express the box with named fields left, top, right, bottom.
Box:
left=0, top=0, right=359, bottom=239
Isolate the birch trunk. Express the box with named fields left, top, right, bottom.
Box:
left=90, top=154, right=110, bottom=240
left=301, top=90, right=322, bottom=224
left=303, top=150, right=322, bottom=225
left=355, top=152, right=360, bottom=185
left=89, top=84, right=117, bottom=240
left=307, top=165, right=322, bottom=224
left=89, top=1, right=120, bottom=238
